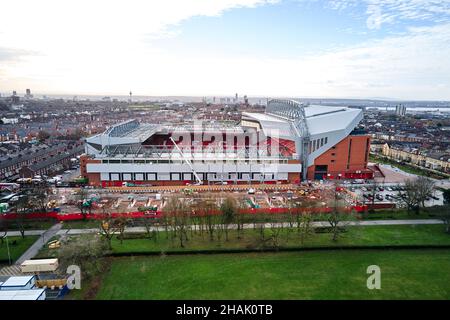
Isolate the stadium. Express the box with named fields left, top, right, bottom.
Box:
left=81, top=99, right=373, bottom=187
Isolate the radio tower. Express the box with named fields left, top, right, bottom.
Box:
left=129, top=90, right=132, bottom=103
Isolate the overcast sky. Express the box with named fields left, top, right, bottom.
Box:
left=1, top=0, right=450, bottom=100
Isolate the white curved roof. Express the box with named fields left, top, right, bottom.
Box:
left=243, top=105, right=362, bottom=138
left=242, top=104, right=364, bottom=163
left=306, top=107, right=362, bottom=135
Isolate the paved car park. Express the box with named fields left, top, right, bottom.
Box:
left=349, top=183, right=444, bottom=207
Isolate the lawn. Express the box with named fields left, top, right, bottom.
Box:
left=0, top=236, right=39, bottom=263
left=5, top=219, right=57, bottom=231
left=96, top=249, right=450, bottom=299
left=361, top=207, right=445, bottom=220
left=60, top=219, right=101, bottom=230
left=109, top=224, right=450, bottom=254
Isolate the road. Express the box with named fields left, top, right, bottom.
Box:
left=5, top=219, right=444, bottom=238
left=13, top=223, right=62, bottom=265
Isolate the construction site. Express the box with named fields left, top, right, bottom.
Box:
left=33, top=180, right=363, bottom=221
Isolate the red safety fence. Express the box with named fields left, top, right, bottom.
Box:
left=1, top=205, right=368, bottom=222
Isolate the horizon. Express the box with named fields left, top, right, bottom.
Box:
left=2, top=91, right=450, bottom=104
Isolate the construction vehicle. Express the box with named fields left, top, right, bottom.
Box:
left=0, top=203, right=9, bottom=213
left=48, top=240, right=61, bottom=249
left=246, top=198, right=259, bottom=209
left=47, top=200, right=58, bottom=209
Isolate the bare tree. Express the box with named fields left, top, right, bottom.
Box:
left=415, top=176, right=435, bottom=209
left=268, top=220, right=281, bottom=248
left=14, top=195, right=29, bottom=239
left=326, top=182, right=354, bottom=242
left=298, top=211, right=314, bottom=245
left=368, top=180, right=378, bottom=213
left=399, top=177, right=435, bottom=214
left=220, top=196, right=237, bottom=241
left=397, top=181, right=419, bottom=214
left=114, top=216, right=129, bottom=245
left=75, top=187, right=91, bottom=219
left=30, top=183, right=50, bottom=212
left=235, top=199, right=246, bottom=240
left=164, top=197, right=190, bottom=247
left=202, top=199, right=217, bottom=242
left=440, top=205, right=450, bottom=234
left=99, top=208, right=118, bottom=249
left=0, top=218, right=8, bottom=246
left=173, top=199, right=190, bottom=248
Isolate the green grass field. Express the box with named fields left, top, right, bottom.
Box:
left=108, top=225, right=450, bottom=254
left=61, top=220, right=100, bottom=229
left=0, top=236, right=39, bottom=263
left=96, top=249, right=450, bottom=299
left=5, top=220, right=56, bottom=232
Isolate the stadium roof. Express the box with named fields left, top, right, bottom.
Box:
left=243, top=104, right=363, bottom=137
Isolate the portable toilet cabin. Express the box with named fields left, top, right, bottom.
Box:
left=0, top=275, right=36, bottom=291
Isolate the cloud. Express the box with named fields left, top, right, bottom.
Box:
left=157, top=22, right=450, bottom=100
left=0, top=47, right=38, bottom=63
left=0, top=0, right=279, bottom=92
left=327, top=0, right=450, bottom=29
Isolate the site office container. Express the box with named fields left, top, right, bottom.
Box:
left=20, top=259, right=59, bottom=273
left=0, top=275, right=36, bottom=291
left=0, top=289, right=46, bottom=300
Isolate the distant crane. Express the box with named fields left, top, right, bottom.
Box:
left=169, top=137, right=203, bottom=185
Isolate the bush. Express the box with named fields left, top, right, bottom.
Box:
left=314, top=227, right=347, bottom=234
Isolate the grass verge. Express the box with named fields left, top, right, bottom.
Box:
left=0, top=236, right=39, bottom=263
left=96, top=249, right=450, bottom=299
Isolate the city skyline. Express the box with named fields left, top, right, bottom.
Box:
left=1, top=0, right=450, bottom=100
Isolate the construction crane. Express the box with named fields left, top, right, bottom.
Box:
left=169, top=137, right=203, bottom=185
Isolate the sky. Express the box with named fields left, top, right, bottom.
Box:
left=1, top=0, right=450, bottom=100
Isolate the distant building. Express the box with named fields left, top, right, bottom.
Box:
left=1, top=117, right=19, bottom=124
left=25, top=89, right=33, bottom=99
left=11, top=91, right=20, bottom=104
left=0, top=141, right=84, bottom=181
left=382, top=143, right=450, bottom=174
left=395, top=105, right=406, bottom=117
